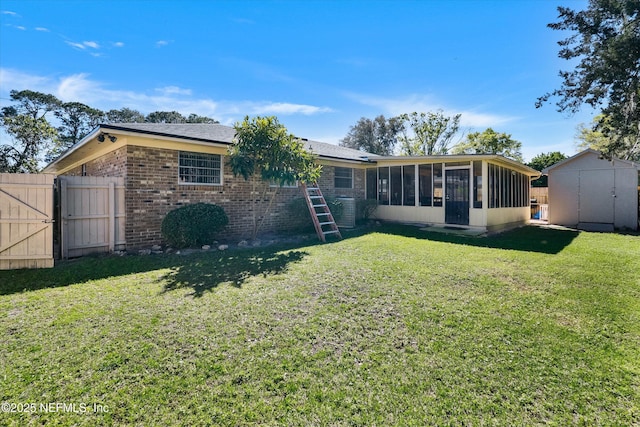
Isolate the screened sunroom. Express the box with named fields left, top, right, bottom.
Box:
left=365, top=155, right=540, bottom=232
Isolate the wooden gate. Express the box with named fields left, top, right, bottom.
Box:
left=0, top=173, right=55, bottom=269
left=58, top=176, right=125, bottom=258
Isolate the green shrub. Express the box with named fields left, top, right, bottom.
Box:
left=357, top=199, right=378, bottom=222
left=161, top=203, right=228, bottom=248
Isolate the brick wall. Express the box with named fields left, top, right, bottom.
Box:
left=317, top=166, right=366, bottom=200
left=75, top=146, right=367, bottom=248
left=65, top=147, right=127, bottom=177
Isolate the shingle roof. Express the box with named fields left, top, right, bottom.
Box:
left=102, top=123, right=236, bottom=144
left=102, top=123, right=377, bottom=162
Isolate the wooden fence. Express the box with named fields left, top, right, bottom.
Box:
left=58, top=176, right=126, bottom=259
left=0, top=173, right=55, bottom=270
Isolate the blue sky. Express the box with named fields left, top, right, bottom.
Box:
left=0, top=0, right=595, bottom=162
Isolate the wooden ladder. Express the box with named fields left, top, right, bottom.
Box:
left=301, top=182, right=342, bottom=242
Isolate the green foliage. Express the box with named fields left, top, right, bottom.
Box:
left=537, top=1, right=640, bottom=161
left=229, top=116, right=321, bottom=185
left=356, top=199, right=379, bottom=222
left=0, top=88, right=220, bottom=171
left=161, top=203, right=228, bottom=248
left=49, top=101, right=105, bottom=161
left=452, top=127, right=524, bottom=162
left=144, top=110, right=219, bottom=124
left=339, top=115, right=403, bottom=155
left=527, top=151, right=567, bottom=172
left=228, top=116, right=322, bottom=238
left=0, top=113, right=58, bottom=173
left=527, top=151, right=567, bottom=187
left=106, top=107, right=146, bottom=123
left=397, top=110, right=462, bottom=155
left=575, top=114, right=639, bottom=160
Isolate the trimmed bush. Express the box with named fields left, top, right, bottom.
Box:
left=161, top=203, right=228, bottom=248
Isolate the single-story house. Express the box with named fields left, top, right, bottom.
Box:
left=543, top=149, right=640, bottom=231
left=44, top=123, right=540, bottom=249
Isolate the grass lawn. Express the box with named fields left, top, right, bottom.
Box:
left=1, top=225, right=639, bottom=426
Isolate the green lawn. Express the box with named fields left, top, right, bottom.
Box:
left=1, top=225, right=639, bottom=426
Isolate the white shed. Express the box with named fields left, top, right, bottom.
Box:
left=543, top=149, right=640, bottom=231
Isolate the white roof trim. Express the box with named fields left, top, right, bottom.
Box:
left=542, top=149, right=639, bottom=174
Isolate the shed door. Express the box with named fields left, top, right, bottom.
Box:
left=445, top=169, right=470, bottom=225
left=579, top=169, right=614, bottom=223
left=0, top=173, right=54, bottom=269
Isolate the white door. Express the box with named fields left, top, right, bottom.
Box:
left=579, top=169, right=614, bottom=223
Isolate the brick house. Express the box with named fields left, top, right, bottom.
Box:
left=44, top=123, right=540, bottom=250
left=43, top=123, right=373, bottom=248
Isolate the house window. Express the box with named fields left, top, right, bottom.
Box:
left=419, top=164, right=433, bottom=206
left=403, top=165, right=416, bottom=206
left=473, top=161, right=482, bottom=208
left=378, top=167, right=389, bottom=205
left=81, top=164, right=87, bottom=176
left=487, top=163, right=529, bottom=209
left=433, top=163, right=443, bottom=206
left=335, top=167, right=353, bottom=188
left=390, top=166, right=402, bottom=205
left=366, top=168, right=377, bottom=200
left=179, top=152, right=222, bottom=185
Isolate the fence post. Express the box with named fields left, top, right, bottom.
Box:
left=60, top=177, right=68, bottom=259
left=109, top=181, right=115, bottom=252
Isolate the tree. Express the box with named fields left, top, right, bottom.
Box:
left=397, top=110, right=461, bottom=155
left=339, top=115, right=402, bottom=155
left=48, top=102, right=104, bottom=161
left=106, top=107, right=146, bottom=123
left=185, top=113, right=219, bottom=124
left=536, top=0, right=640, bottom=161
left=228, top=116, right=321, bottom=238
left=527, top=151, right=567, bottom=187
left=452, top=128, right=524, bottom=162
left=0, top=90, right=60, bottom=173
left=575, top=114, right=639, bottom=159
left=145, top=111, right=187, bottom=123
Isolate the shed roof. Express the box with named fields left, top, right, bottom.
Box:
left=542, top=149, right=639, bottom=174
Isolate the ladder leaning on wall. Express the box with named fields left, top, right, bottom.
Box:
left=300, top=182, right=342, bottom=242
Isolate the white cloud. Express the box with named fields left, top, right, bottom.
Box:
left=156, top=40, right=169, bottom=47
left=0, top=69, right=333, bottom=122
left=248, top=102, right=333, bottom=116
left=155, top=86, right=192, bottom=96
left=65, top=41, right=86, bottom=50
left=83, top=41, right=99, bottom=49
left=113, top=41, right=124, bottom=47
left=1, top=10, right=18, bottom=16
left=14, top=25, right=26, bottom=30
left=35, top=27, right=50, bottom=32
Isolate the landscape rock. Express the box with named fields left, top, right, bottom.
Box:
left=218, top=244, right=228, bottom=251
left=237, top=240, right=248, bottom=247
left=138, top=249, right=151, bottom=255
left=151, top=244, right=162, bottom=251
left=202, top=245, right=211, bottom=250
